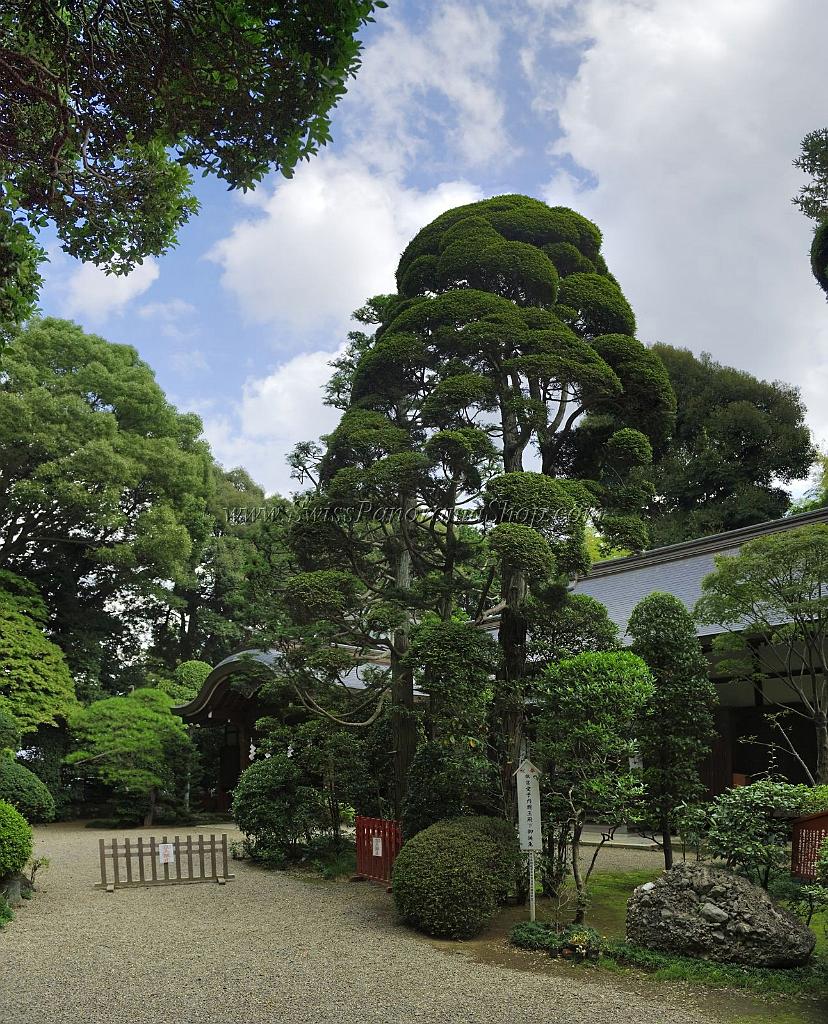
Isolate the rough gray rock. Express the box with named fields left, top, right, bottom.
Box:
left=626, top=862, right=815, bottom=967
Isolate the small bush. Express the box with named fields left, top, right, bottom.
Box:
left=0, top=756, right=56, bottom=822
left=391, top=815, right=520, bottom=939
left=231, top=754, right=323, bottom=865
left=510, top=919, right=558, bottom=952
left=556, top=924, right=604, bottom=961
left=0, top=799, right=33, bottom=878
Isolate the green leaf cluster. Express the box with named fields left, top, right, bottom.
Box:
left=65, top=689, right=192, bottom=808
left=0, top=2, right=381, bottom=272
left=650, top=345, right=814, bottom=544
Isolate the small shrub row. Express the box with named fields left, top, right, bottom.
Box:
left=510, top=921, right=604, bottom=961
left=392, top=815, right=520, bottom=939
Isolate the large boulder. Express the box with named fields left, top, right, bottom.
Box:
left=626, top=863, right=815, bottom=967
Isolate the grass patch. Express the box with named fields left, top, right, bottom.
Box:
left=604, top=940, right=828, bottom=998
left=513, top=868, right=828, bottom=1001
left=0, top=894, right=13, bottom=928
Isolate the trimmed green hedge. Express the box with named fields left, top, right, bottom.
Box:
left=0, top=756, right=56, bottom=822
left=0, top=799, right=32, bottom=878
left=392, top=816, right=520, bottom=939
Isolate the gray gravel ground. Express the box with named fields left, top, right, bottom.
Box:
left=0, top=821, right=719, bottom=1024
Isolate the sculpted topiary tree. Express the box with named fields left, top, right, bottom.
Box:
left=285, top=197, right=674, bottom=816
left=628, top=592, right=717, bottom=868
left=389, top=195, right=674, bottom=813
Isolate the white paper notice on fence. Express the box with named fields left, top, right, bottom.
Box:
left=372, top=837, right=383, bottom=857
left=158, top=843, right=175, bottom=864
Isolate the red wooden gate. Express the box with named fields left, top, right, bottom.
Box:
left=355, top=816, right=402, bottom=884
left=791, top=811, right=828, bottom=880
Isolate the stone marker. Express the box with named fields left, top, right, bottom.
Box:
left=626, top=862, right=815, bottom=967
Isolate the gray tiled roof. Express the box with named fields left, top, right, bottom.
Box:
left=574, top=507, right=828, bottom=639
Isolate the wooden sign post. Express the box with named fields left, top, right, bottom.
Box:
left=515, top=758, right=542, bottom=922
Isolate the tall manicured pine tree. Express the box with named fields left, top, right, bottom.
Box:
left=628, top=591, right=717, bottom=868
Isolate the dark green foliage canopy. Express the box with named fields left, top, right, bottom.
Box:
left=385, top=194, right=675, bottom=548
left=0, top=755, right=56, bottom=823
left=0, top=572, right=77, bottom=735
left=400, top=741, right=497, bottom=839
left=0, top=1, right=382, bottom=273
left=649, top=344, right=814, bottom=545
left=65, top=689, right=192, bottom=810
left=0, top=710, right=20, bottom=753
left=812, top=221, right=828, bottom=298
left=231, top=753, right=322, bottom=864
left=0, top=318, right=213, bottom=688
left=0, top=204, right=42, bottom=339
left=526, top=592, right=619, bottom=666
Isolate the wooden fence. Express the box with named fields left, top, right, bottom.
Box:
left=355, top=816, right=402, bottom=884
left=791, top=811, right=828, bottom=880
left=96, top=833, right=234, bottom=891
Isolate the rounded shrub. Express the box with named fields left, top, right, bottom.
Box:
left=231, top=754, right=322, bottom=865
left=391, top=815, right=520, bottom=939
left=0, top=756, right=56, bottom=822
left=0, top=799, right=33, bottom=878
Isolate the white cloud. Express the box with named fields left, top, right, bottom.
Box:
left=343, top=3, right=510, bottom=174
left=536, top=0, right=828, bottom=443
left=137, top=297, right=198, bottom=341
left=60, top=259, right=159, bottom=322
left=208, top=156, right=482, bottom=333
left=202, top=348, right=344, bottom=495
left=170, top=349, right=209, bottom=374
left=138, top=299, right=196, bottom=321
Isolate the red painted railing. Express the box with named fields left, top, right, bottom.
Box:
left=355, top=816, right=402, bottom=884
left=791, top=811, right=828, bottom=880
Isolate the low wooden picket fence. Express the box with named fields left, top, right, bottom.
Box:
left=791, top=811, right=828, bottom=880
left=96, top=833, right=234, bottom=891
left=355, top=816, right=402, bottom=884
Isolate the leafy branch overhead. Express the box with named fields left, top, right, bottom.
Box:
left=0, top=1, right=383, bottom=273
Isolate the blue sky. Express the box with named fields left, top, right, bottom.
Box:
left=38, top=0, right=828, bottom=496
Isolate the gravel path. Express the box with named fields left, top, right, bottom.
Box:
left=0, top=822, right=719, bottom=1024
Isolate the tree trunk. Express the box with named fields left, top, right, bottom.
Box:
left=496, top=567, right=528, bottom=823
left=815, top=710, right=828, bottom=785
left=661, top=809, right=674, bottom=869
left=571, top=821, right=586, bottom=924
left=144, top=786, right=157, bottom=827
left=390, top=644, right=416, bottom=818
left=391, top=516, right=417, bottom=818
